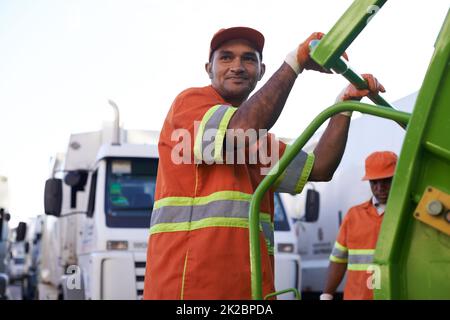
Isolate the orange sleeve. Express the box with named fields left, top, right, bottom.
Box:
left=330, top=213, right=350, bottom=263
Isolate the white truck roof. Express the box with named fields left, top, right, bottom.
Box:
left=96, top=143, right=158, bottom=162
left=63, top=127, right=160, bottom=171
left=0, top=176, right=9, bottom=210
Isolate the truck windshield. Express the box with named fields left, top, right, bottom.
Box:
left=274, top=193, right=290, bottom=231
left=105, top=158, right=158, bottom=228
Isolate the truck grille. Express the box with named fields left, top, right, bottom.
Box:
left=135, top=261, right=146, bottom=299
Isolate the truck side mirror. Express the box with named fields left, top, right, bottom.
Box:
left=0, top=208, right=8, bottom=222
left=16, top=222, right=27, bottom=242
left=44, top=178, right=62, bottom=217
left=304, top=189, right=320, bottom=222
left=64, top=170, right=88, bottom=188
left=65, top=170, right=88, bottom=209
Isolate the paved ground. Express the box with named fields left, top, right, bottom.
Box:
left=7, top=283, right=22, bottom=300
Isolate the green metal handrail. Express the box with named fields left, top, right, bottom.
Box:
left=309, top=44, right=407, bottom=130
left=309, top=0, right=388, bottom=70
left=308, top=0, right=406, bottom=129
left=249, top=102, right=411, bottom=300
left=310, top=41, right=394, bottom=110
left=264, top=288, right=301, bottom=300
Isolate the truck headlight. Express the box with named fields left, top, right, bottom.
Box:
left=107, top=240, right=128, bottom=250
left=277, top=243, right=294, bottom=253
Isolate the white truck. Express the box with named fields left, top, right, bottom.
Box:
left=40, top=102, right=160, bottom=299
left=0, top=176, right=11, bottom=299
left=7, top=223, right=27, bottom=283
left=21, top=215, right=44, bottom=299
left=273, top=192, right=303, bottom=299
left=281, top=93, right=416, bottom=299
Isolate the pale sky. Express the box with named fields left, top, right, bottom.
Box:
left=0, top=0, right=448, bottom=226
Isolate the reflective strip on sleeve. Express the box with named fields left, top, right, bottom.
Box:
left=214, top=108, right=237, bottom=162
left=329, top=241, right=348, bottom=263
left=334, top=241, right=348, bottom=252
left=329, top=244, right=376, bottom=268
left=330, top=255, right=348, bottom=263
left=295, top=153, right=315, bottom=193
left=194, top=105, right=221, bottom=161
left=331, top=245, right=348, bottom=260
left=193, top=104, right=237, bottom=163
left=261, top=220, right=274, bottom=255
left=275, top=151, right=315, bottom=194
left=274, top=149, right=307, bottom=193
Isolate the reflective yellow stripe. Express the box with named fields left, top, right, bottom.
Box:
left=150, top=217, right=256, bottom=235
left=180, top=250, right=189, bottom=300
left=267, top=244, right=274, bottom=255
left=154, top=191, right=253, bottom=209
left=330, top=255, right=348, bottom=263
left=348, top=264, right=374, bottom=271
left=273, top=168, right=287, bottom=190
left=276, top=149, right=308, bottom=194
left=295, top=153, right=315, bottom=193
left=154, top=191, right=272, bottom=222
left=194, top=105, right=221, bottom=161
left=152, top=192, right=273, bottom=251
left=334, top=241, right=348, bottom=252
left=349, top=249, right=375, bottom=255
left=260, top=213, right=272, bottom=224
left=214, top=107, right=237, bottom=161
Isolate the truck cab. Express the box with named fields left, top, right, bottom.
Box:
left=22, top=215, right=44, bottom=300
left=7, top=223, right=27, bottom=283
left=0, top=207, right=11, bottom=299
left=41, top=127, right=159, bottom=300
left=273, top=193, right=301, bottom=299
left=76, top=145, right=157, bottom=299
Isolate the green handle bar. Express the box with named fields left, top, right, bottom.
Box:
left=307, top=0, right=406, bottom=129
left=329, top=55, right=393, bottom=107
left=264, top=288, right=301, bottom=300
left=249, top=101, right=411, bottom=300
left=309, top=40, right=406, bottom=130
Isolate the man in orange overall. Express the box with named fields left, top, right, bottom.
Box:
left=321, top=151, right=398, bottom=300
left=144, top=26, right=385, bottom=299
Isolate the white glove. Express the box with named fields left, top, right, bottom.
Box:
left=320, top=293, right=334, bottom=300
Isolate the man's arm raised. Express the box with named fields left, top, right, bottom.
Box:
left=309, top=74, right=386, bottom=181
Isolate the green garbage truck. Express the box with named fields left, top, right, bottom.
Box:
left=249, top=0, right=450, bottom=300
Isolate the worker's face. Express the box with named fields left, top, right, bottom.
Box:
left=370, top=177, right=393, bottom=204
left=205, top=39, right=265, bottom=106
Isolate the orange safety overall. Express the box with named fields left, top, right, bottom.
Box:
left=330, top=199, right=384, bottom=300
left=143, top=85, right=314, bottom=299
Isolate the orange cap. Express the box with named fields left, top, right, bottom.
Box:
left=209, top=26, right=265, bottom=60
left=362, top=151, right=398, bottom=181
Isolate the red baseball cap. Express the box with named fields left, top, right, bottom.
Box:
left=362, top=151, right=398, bottom=181
left=209, top=26, right=265, bottom=60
